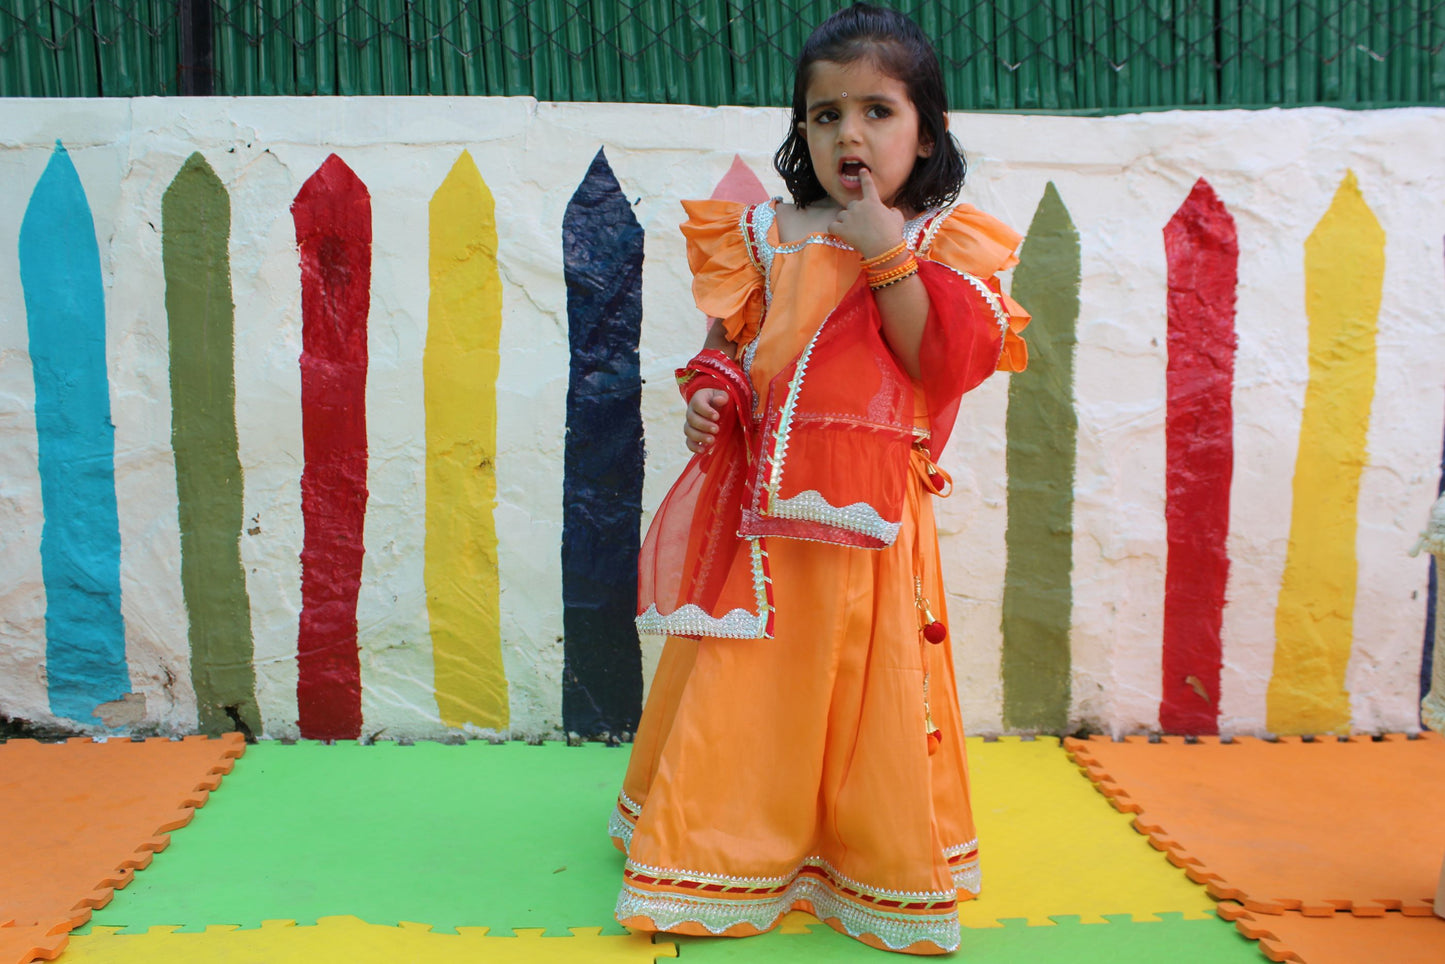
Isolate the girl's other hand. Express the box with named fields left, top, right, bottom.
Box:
left=829, top=168, right=906, bottom=260
left=684, top=389, right=728, bottom=453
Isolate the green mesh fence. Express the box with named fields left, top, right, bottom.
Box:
left=2, top=1, right=1443, bottom=108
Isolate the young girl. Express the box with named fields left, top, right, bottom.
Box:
left=610, top=4, right=1029, bottom=955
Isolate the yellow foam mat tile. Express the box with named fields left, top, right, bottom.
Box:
left=60, top=917, right=676, bottom=963
left=959, top=737, right=1217, bottom=927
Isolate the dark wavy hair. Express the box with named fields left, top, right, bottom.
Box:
left=774, top=3, right=966, bottom=213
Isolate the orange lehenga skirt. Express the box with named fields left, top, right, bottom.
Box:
left=609, top=454, right=978, bottom=955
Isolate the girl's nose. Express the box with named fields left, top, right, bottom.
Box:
left=837, top=112, right=862, bottom=142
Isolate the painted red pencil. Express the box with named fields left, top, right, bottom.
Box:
left=292, top=154, right=371, bottom=741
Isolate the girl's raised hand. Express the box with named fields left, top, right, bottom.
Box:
left=829, top=168, right=906, bottom=261
left=684, top=388, right=728, bottom=453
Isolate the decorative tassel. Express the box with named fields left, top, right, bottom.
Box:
left=914, top=572, right=946, bottom=755
left=915, top=577, right=947, bottom=644
left=921, top=461, right=951, bottom=496
left=921, top=603, right=946, bottom=644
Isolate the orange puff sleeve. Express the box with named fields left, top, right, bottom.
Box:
left=923, top=204, right=1031, bottom=372
left=679, top=199, right=766, bottom=348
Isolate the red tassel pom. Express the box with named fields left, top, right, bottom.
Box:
left=923, top=621, right=947, bottom=644
left=926, top=728, right=943, bottom=755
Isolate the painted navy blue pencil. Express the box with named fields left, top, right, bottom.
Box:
left=560, top=148, right=645, bottom=737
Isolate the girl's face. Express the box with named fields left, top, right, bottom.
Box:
left=798, top=58, right=932, bottom=215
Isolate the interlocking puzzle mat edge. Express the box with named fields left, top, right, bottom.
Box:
left=60, top=912, right=1271, bottom=964
left=0, top=920, right=69, bottom=964
left=1219, top=901, right=1445, bottom=964
left=1063, top=733, right=1441, bottom=916
left=960, top=736, right=1218, bottom=926
left=669, top=910, right=1265, bottom=963
left=59, top=916, right=675, bottom=963
left=1, top=733, right=246, bottom=964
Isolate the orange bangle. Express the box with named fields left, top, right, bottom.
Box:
left=868, top=265, right=916, bottom=287
left=871, top=271, right=917, bottom=291
left=867, top=254, right=918, bottom=286
left=859, top=240, right=907, bottom=269
left=869, top=259, right=919, bottom=290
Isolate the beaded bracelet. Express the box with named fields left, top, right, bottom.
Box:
left=867, top=254, right=919, bottom=289
left=861, top=255, right=919, bottom=286
left=867, top=259, right=917, bottom=287
left=859, top=240, right=908, bottom=269
left=870, top=267, right=919, bottom=291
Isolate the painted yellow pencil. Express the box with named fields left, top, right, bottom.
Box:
left=1268, top=171, right=1383, bottom=735
left=426, top=151, right=508, bottom=730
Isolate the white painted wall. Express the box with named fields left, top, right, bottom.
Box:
left=0, top=98, right=1440, bottom=739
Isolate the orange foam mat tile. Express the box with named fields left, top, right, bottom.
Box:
left=0, top=733, right=245, bottom=946
left=1219, top=902, right=1445, bottom=964
left=0, top=921, right=68, bottom=964
left=1063, top=733, right=1445, bottom=915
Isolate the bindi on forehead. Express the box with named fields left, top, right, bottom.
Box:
left=804, top=64, right=909, bottom=106
left=805, top=90, right=903, bottom=112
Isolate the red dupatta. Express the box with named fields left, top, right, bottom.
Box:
left=635, top=349, right=774, bottom=639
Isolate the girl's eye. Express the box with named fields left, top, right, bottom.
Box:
left=867, top=105, right=892, bottom=119
left=813, top=109, right=838, bottom=124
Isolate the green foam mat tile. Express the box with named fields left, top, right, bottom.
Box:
left=670, top=912, right=1266, bottom=962
left=82, top=741, right=631, bottom=937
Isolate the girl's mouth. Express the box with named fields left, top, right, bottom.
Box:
left=839, top=159, right=868, bottom=188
